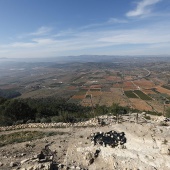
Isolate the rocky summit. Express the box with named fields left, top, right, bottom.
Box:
left=0, top=114, right=170, bottom=170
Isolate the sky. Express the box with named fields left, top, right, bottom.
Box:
left=0, top=0, right=170, bottom=58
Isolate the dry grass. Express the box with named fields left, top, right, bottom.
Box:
left=0, top=131, right=68, bottom=147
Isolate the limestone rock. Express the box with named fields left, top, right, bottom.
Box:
left=160, top=144, right=170, bottom=154
left=10, top=162, right=18, bottom=167
left=70, top=165, right=76, bottom=169
left=0, top=162, right=3, bottom=166
left=20, top=159, right=30, bottom=164
left=84, top=152, right=94, bottom=165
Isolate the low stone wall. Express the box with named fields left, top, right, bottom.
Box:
left=0, top=118, right=98, bottom=132
left=0, top=114, right=167, bottom=132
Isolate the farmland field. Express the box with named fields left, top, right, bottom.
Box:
left=1, top=56, right=170, bottom=113
left=124, top=91, right=138, bottom=98
left=156, top=86, right=170, bottom=95
left=133, top=79, right=155, bottom=89
left=123, top=81, right=136, bottom=90
left=90, top=88, right=101, bottom=91
left=133, top=90, right=152, bottom=100
left=142, top=89, right=156, bottom=95
left=129, top=98, right=152, bottom=111
left=162, top=85, right=170, bottom=90
left=76, top=89, right=87, bottom=95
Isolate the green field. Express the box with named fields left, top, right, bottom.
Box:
left=76, top=89, right=87, bottom=95
left=68, top=98, right=81, bottom=104
left=124, top=91, right=138, bottom=98
left=134, top=90, right=152, bottom=100
left=90, top=88, right=101, bottom=91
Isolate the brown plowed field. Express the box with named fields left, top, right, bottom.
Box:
left=142, top=89, right=156, bottom=95
left=87, top=91, right=101, bottom=96
left=146, top=100, right=163, bottom=113
left=90, top=85, right=102, bottom=88
left=72, top=95, right=85, bottom=99
left=106, top=76, right=122, bottom=82
left=113, top=83, right=122, bottom=88
left=133, top=79, right=155, bottom=89
left=82, top=88, right=129, bottom=107
left=156, top=86, right=170, bottom=95
left=129, top=98, right=152, bottom=111
left=123, top=81, right=136, bottom=90
left=67, top=86, right=77, bottom=90
left=124, top=76, right=132, bottom=80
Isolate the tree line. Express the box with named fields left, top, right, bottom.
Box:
left=0, top=96, right=130, bottom=126
left=0, top=96, right=167, bottom=127
left=0, top=89, right=21, bottom=99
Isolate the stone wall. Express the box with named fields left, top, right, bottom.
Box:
left=0, top=118, right=98, bottom=132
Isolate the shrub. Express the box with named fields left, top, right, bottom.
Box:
left=40, top=117, right=51, bottom=123
left=165, top=107, right=170, bottom=118
left=146, top=111, right=162, bottom=116
left=162, top=139, right=168, bottom=145
left=51, top=116, right=64, bottom=123
left=144, top=115, right=151, bottom=120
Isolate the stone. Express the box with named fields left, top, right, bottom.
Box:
left=0, top=162, right=3, bottom=166
left=160, top=144, right=170, bottom=154
left=10, top=162, right=18, bottom=167
left=49, top=155, right=53, bottom=161
left=32, top=155, right=38, bottom=159
left=27, top=166, right=34, bottom=170
left=58, top=163, right=64, bottom=168
left=21, top=153, right=26, bottom=156
left=70, top=165, right=76, bottom=169
left=20, top=158, right=30, bottom=164
left=84, top=152, right=94, bottom=165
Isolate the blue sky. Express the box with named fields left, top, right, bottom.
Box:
left=0, top=0, right=170, bottom=58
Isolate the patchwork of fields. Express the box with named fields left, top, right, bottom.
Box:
left=0, top=60, right=170, bottom=113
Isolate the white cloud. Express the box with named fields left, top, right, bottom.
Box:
left=10, top=42, right=36, bottom=48
left=29, top=26, right=52, bottom=36
left=97, top=29, right=170, bottom=45
left=78, top=18, right=128, bottom=31
left=0, top=20, right=170, bottom=57
left=107, top=18, right=128, bottom=24
left=17, top=26, right=52, bottom=39
left=126, top=0, right=161, bottom=17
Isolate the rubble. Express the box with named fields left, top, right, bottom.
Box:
left=15, top=145, right=55, bottom=170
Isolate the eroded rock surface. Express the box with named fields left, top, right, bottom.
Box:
left=0, top=115, right=170, bottom=170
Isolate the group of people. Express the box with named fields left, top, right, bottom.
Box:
left=90, top=130, right=127, bottom=147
